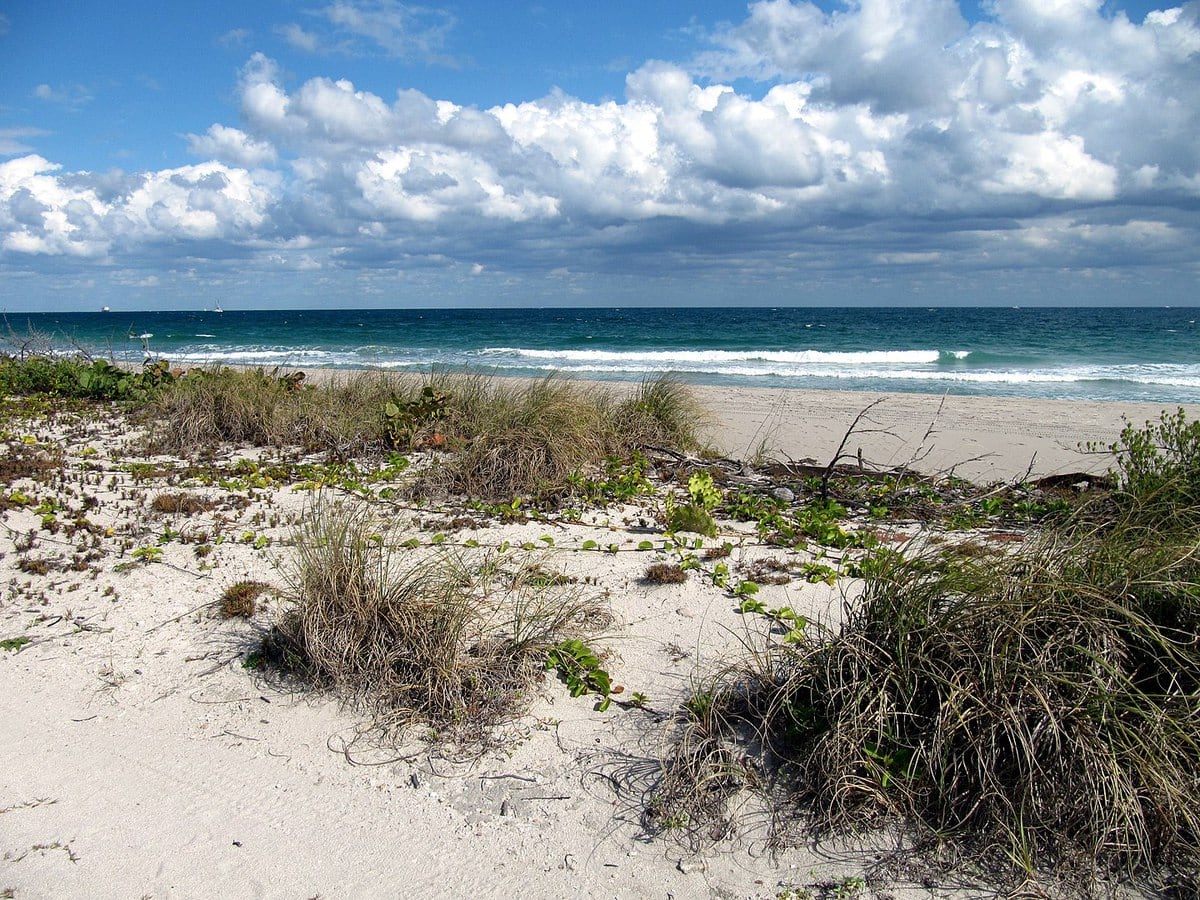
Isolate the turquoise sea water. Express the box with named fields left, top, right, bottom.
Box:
left=8, top=307, right=1200, bottom=403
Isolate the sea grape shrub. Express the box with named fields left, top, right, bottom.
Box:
left=0, top=355, right=176, bottom=401
left=382, top=385, right=450, bottom=450
left=1110, top=407, right=1200, bottom=514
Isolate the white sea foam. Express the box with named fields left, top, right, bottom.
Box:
left=171, top=348, right=343, bottom=364
left=158, top=344, right=1200, bottom=392
left=478, top=347, right=962, bottom=366
left=474, top=359, right=1200, bottom=388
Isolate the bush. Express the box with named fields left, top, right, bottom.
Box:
left=1110, top=407, right=1200, bottom=517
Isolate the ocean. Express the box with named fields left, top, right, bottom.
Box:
left=7, top=307, right=1200, bottom=403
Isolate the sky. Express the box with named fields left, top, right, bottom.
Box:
left=1, top=0, right=1198, bottom=311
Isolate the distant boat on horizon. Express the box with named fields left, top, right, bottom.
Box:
left=101, top=306, right=110, bottom=312
left=212, top=302, right=224, bottom=313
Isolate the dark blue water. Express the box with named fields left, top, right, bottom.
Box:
left=8, top=307, right=1200, bottom=402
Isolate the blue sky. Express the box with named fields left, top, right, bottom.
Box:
left=1, top=0, right=1197, bottom=310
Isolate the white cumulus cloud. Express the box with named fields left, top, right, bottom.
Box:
left=186, top=125, right=278, bottom=167
left=2, top=0, right=1198, bottom=297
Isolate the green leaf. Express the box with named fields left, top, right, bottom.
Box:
left=738, top=597, right=766, bottom=615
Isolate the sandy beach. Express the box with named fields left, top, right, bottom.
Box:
left=693, top=385, right=1187, bottom=484
left=1, top=384, right=1192, bottom=899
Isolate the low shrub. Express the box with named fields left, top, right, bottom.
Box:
left=1109, top=407, right=1200, bottom=521
left=0, top=355, right=174, bottom=401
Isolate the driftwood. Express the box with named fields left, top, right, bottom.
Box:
left=1029, top=472, right=1115, bottom=491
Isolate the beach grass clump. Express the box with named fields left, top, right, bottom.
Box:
left=149, top=369, right=704, bottom=493
left=148, top=366, right=302, bottom=448
left=411, top=372, right=704, bottom=502
left=616, top=373, right=705, bottom=451
left=147, top=366, right=401, bottom=455
left=425, top=374, right=610, bottom=501
left=267, top=497, right=605, bottom=744
left=650, top=511, right=1200, bottom=894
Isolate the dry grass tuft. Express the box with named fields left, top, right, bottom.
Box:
left=643, top=562, right=688, bottom=585
left=151, top=492, right=216, bottom=516
left=220, top=580, right=273, bottom=618
left=268, top=497, right=606, bottom=745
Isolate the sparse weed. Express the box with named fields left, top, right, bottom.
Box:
left=545, top=639, right=621, bottom=711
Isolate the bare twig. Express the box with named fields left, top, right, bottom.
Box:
left=819, top=398, right=889, bottom=501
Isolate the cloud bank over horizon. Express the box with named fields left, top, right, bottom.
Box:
left=2, top=0, right=1198, bottom=309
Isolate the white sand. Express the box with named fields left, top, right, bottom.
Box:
left=0, top=388, right=1187, bottom=899
left=695, top=386, right=1193, bottom=483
